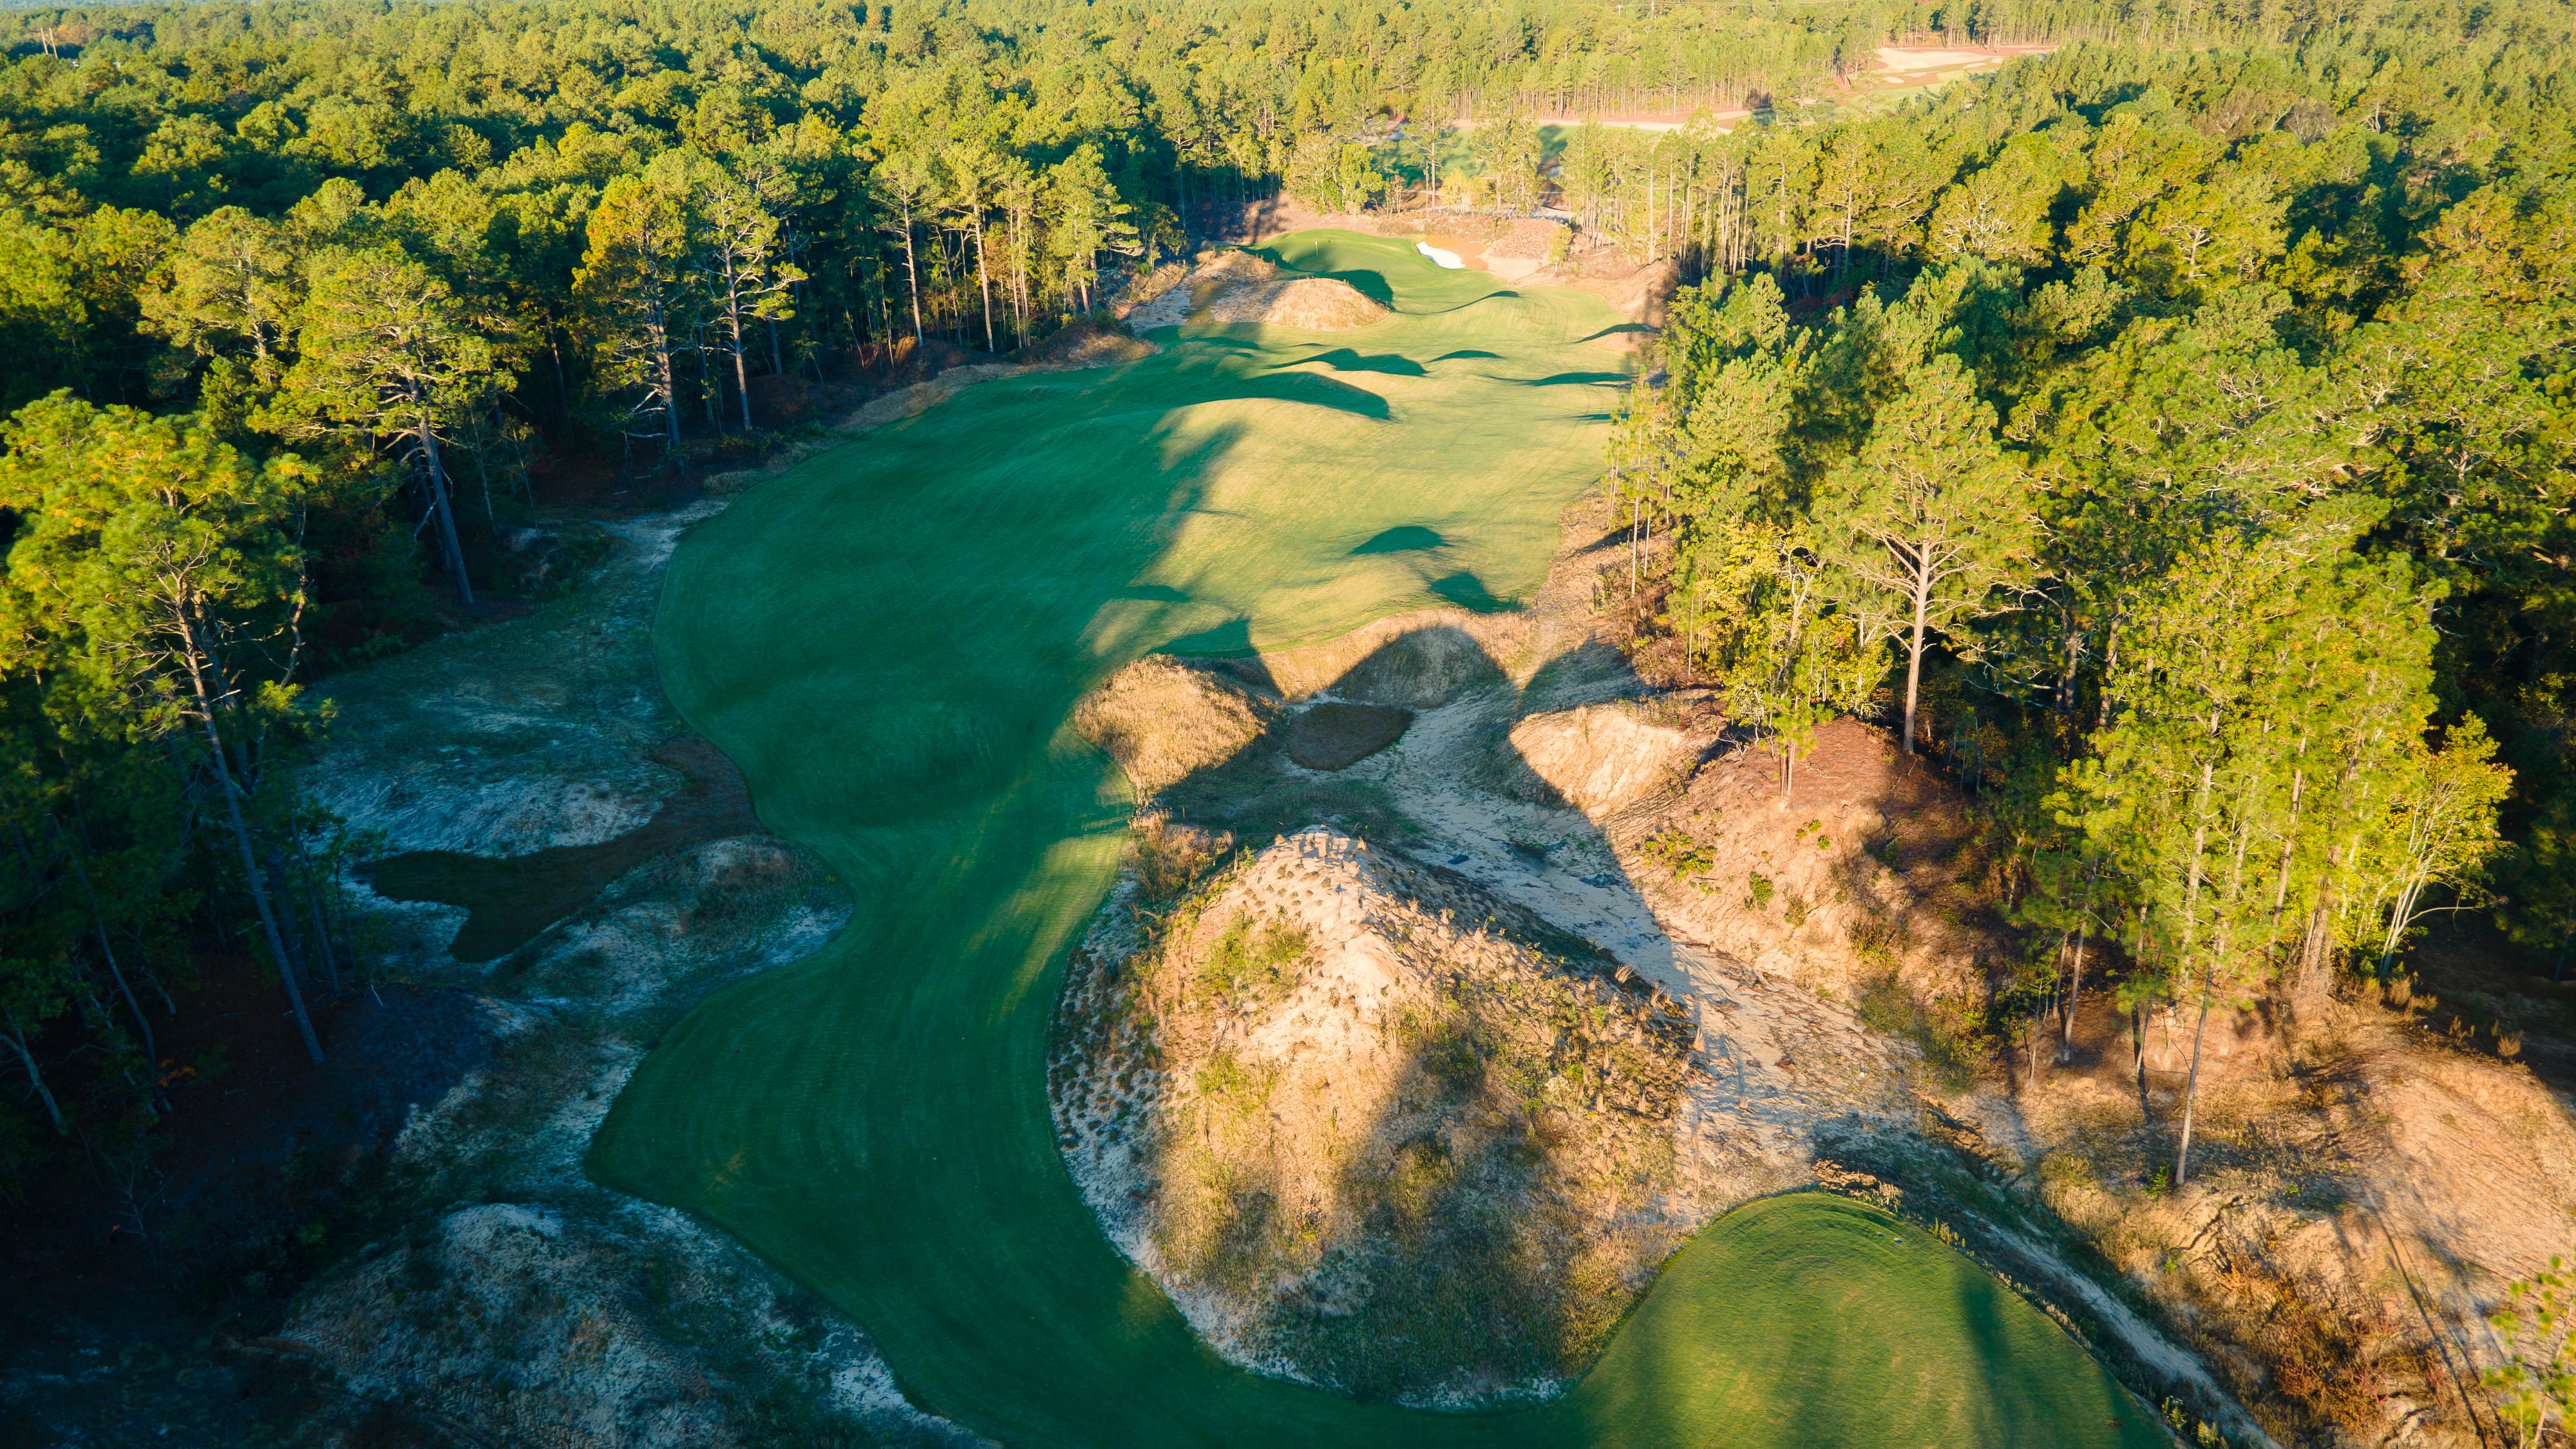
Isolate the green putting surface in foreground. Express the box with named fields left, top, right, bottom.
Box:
left=589, top=231, right=2161, bottom=1447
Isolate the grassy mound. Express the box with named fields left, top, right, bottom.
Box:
left=590, top=230, right=2155, bottom=1447
left=1055, top=829, right=1701, bottom=1406
left=1199, top=276, right=1387, bottom=330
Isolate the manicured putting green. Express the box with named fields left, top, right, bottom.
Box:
left=589, top=231, right=2158, bottom=1447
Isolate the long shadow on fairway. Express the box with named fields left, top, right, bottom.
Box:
left=592, top=227, right=2170, bottom=1448
left=1207, top=366, right=1396, bottom=420
left=1251, top=232, right=1523, bottom=316
left=1498, top=372, right=1630, bottom=388
left=1351, top=526, right=1446, bottom=556
left=1282, top=347, right=1429, bottom=377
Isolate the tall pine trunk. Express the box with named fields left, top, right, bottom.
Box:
left=722, top=261, right=755, bottom=433
left=2063, top=864, right=2096, bottom=1059
left=265, top=850, right=314, bottom=1004
left=292, top=828, right=343, bottom=996
left=2177, top=766, right=2250, bottom=1187
left=416, top=415, right=472, bottom=607
left=900, top=205, right=925, bottom=343
left=178, top=625, right=323, bottom=1066
left=649, top=294, right=681, bottom=455
left=1902, top=556, right=1932, bottom=755
left=970, top=213, right=996, bottom=354
left=2175, top=971, right=2215, bottom=1186
left=3, top=1010, right=62, bottom=1131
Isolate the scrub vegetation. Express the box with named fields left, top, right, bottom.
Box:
left=1055, top=831, right=1703, bottom=1405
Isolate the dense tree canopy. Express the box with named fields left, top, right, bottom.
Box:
left=1614, top=18, right=2573, bottom=1197
left=1, top=0, right=2571, bottom=1218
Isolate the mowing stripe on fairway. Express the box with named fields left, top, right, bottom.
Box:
left=588, top=230, right=2164, bottom=1448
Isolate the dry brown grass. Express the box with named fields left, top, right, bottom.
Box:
left=1188, top=249, right=1283, bottom=298
left=1054, top=829, right=1699, bottom=1404
left=1022, top=321, right=1158, bottom=367
left=1607, top=717, right=1998, bottom=1009
left=1073, top=657, right=1282, bottom=800
left=1997, top=999, right=2576, bottom=1446
left=1197, top=277, right=1388, bottom=331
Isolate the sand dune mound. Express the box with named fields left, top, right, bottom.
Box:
left=1052, top=825, right=1711, bottom=1404
left=1191, top=249, right=1282, bottom=291
left=1119, top=249, right=1390, bottom=333
left=1197, top=276, right=1387, bottom=331
left=1072, top=656, right=1280, bottom=799
left=1506, top=703, right=1707, bottom=815
left=1024, top=319, right=1157, bottom=367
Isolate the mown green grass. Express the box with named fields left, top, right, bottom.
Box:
left=1557, top=1194, right=2163, bottom=1446
left=588, top=231, right=2159, bottom=1447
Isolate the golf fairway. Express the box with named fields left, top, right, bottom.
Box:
left=589, top=232, right=2164, bottom=1448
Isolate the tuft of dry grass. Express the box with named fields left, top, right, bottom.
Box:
left=1074, top=657, right=1282, bottom=800
left=1197, top=277, right=1389, bottom=331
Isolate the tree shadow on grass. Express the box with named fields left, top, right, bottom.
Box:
left=1160, top=616, right=1259, bottom=658
left=1247, top=246, right=1400, bottom=309
left=1279, top=348, right=1429, bottom=378
left=1233, top=368, right=1396, bottom=421
left=1428, top=571, right=1512, bottom=612
left=1245, top=241, right=1523, bottom=316
left=1157, top=339, right=1396, bottom=422
left=1576, top=324, right=1656, bottom=345
left=1352, top=526, right=1446, bottom=556
left=1497, top=372, right=1630, bottom=388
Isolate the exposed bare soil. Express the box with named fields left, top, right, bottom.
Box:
left=1052, top=826, right=1729, bottom=1405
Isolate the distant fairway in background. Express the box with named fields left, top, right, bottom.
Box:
left=587, top=231, right=2163, bottom=1448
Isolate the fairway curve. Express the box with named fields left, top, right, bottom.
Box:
left=587, top=232, right=2163, bottom=1447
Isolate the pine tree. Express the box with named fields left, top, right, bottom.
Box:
left=696, top=147, right=805, bottom=431
left=0, top=395, right=328, bottom=1064
left=274, top=247, right=511, bottom=605
left=1046, top=144, right=1139, bottom=316
left=1816, top=353, right=2032, bottom=755
left=578, top=160, right=699, bottom=459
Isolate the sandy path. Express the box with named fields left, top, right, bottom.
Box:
left=1319, top=685, right=1910, bottom=1173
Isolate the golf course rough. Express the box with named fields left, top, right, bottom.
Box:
left=589, top=231, right=2163, bottom=1448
